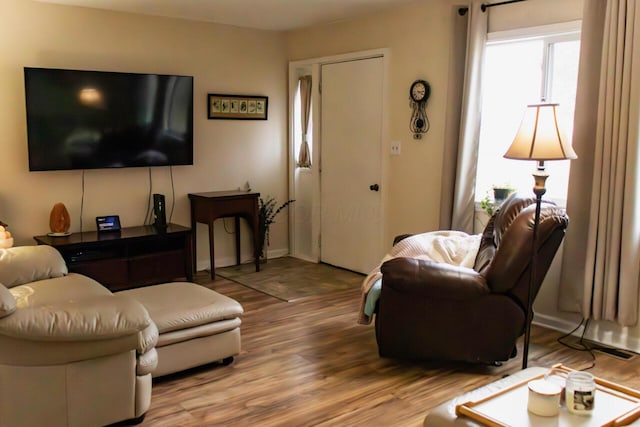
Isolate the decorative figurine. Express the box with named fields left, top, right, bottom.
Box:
left=49, top=202, right=71, bottom=235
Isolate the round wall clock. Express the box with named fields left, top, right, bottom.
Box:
left=410, top=80, right=431, bottom=103
left=409, top=79, right=431, bottom=139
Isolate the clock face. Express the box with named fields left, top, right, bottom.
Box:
left=410, top=80, right=429, bottom=102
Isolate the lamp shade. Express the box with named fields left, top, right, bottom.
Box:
left=504, top=103, right=577, bottom=161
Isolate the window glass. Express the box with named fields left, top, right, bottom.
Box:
left=475, top=34, right=580, bottom=205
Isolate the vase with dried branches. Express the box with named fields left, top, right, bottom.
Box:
left=258, top=197, right=295, bottom=262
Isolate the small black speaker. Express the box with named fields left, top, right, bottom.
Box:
left=153, top=193, right=167, bottom=228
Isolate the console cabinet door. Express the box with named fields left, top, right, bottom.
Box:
left=128, top=250, right=185, bottom=287
left=69, top=259, right=129, bottom=290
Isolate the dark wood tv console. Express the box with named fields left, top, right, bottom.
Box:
left=34, top=224, right=193, bottom=291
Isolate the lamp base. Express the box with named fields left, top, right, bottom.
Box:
left=533, top=164, right=549, bottom=197
left=523, top=167, right=547, bottom=370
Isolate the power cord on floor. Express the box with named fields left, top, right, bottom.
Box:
left=557, top=318, right=596, bottom=370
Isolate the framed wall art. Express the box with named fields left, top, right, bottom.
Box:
left=207, top=94, right=268, bottom=120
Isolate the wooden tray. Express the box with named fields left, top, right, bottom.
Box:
left=455, top=364, right=640, bottom=426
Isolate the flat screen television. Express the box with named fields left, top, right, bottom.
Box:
left=24, top=67, right=194, bottom=171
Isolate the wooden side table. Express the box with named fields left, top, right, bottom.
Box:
left=188, top=191, right=260, bottom=278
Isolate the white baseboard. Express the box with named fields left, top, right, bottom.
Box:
left=533, top=313, right=584, bottom=335
left=289, top=254, right=318, bottom=263
left=534, top=313, right=640, bottom=354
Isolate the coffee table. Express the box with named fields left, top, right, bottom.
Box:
left=424, top=365, right=640, bottom=426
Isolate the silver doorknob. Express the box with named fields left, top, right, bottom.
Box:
left=369, top=184, right=379, bottom=192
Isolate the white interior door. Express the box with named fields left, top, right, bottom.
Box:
left=320, top=57, right=384, bottom=274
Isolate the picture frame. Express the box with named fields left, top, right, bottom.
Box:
left=208, top=94, right=268, bottom=120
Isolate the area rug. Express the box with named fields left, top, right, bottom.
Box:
left=215, top=257, right=364, bottom=302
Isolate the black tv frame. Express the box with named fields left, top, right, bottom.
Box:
left=24, top=67, right=194, bottom=172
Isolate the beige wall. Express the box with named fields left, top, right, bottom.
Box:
left=0, top=0, right=288, bottom=270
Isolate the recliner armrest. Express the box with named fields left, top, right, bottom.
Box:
left=380, top=257, right=490, bottom=300
left=0, top=294, right=152, bottom=342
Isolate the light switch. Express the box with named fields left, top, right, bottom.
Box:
left=390, top=140, right=401, bottom=156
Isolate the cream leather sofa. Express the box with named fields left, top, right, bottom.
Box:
left=0, top=245, right=158, bottom=427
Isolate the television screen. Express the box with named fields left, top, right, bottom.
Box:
left=24, top=67, right=194, bottom=171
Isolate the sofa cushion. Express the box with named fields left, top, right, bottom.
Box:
left=120, top=282, right=243, bottom=334
left=0, top=284, right=16, bottom=318
left=0, top=246, right=67, bottom=288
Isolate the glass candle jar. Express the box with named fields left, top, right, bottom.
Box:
left=565, top=371, right=596, bottom=415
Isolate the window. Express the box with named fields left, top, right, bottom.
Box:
left=475, top=23, right=581, bottom=206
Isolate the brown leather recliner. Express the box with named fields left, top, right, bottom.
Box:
left=374, top=193, right=569, bottom=364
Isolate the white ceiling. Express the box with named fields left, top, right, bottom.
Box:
left=36, top=0, right=420, bottom=31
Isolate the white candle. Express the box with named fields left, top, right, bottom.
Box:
left=528, top=379, right=562, bottom=417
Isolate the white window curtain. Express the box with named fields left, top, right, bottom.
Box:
left=297, top=76, right=312, bottom=168
left=559, top=0, right=640, bottom=326
left=440, top=0, right=487, bottom=233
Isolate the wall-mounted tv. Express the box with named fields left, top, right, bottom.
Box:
left=24, top=67, right=194, bottom=171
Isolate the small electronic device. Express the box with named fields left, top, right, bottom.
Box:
left=96, top=215, right=121, bottom=233
left=153, top=194, right=167, bottom=229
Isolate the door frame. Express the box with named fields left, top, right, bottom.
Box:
left=288, top=48, right=391, bottom=263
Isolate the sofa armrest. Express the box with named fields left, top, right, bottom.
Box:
left=0, top=294, right=152, bottom=342
left=380, top=257, right=490, bottom=300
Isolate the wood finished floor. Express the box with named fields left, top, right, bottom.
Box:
left=142, top=259, right=640, bottom=426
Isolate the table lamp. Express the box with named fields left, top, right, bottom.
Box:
left=503, top=102, right=577, bottom=369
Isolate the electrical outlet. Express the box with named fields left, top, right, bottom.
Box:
left=390, top=140, right=401, bottom=156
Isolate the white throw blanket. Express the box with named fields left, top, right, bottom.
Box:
left=357, top=230, right=482, bottom=325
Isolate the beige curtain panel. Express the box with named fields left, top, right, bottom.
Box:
left=444, top=0, right=487, bottom=233
left=559, top=0, right=640, bottom=326
left=439, top=4, right=469, bottom=230
left=297, top=75, right=312, bottom=168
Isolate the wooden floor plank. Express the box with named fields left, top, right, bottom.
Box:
left=141, top=260, right=640, bottom=426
